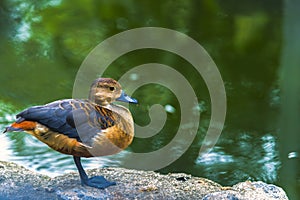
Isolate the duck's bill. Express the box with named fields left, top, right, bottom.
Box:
left=116, top=91, right=138, bottom=104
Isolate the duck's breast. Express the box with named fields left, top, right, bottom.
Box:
left=84, top=105, right=134, bottom=156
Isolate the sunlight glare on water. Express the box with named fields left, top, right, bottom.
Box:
left=0, top=134, right=13, bottom=161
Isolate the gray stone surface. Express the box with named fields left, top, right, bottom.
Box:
left=203, top=181, right=289, bottom=200
left=0, top=161, right=289, bottom=200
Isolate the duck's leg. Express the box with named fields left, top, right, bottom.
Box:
left=73, top=156, right=116, bottom=189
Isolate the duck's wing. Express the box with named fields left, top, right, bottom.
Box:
left=16, top=99, right=116, bottom=143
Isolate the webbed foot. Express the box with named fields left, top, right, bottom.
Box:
left=82, top=176, right=116, bottom=189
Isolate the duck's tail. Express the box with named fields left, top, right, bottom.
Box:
left=3, top=120, right=36, bottom=133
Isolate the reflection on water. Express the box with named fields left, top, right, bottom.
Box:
left=195, top=133, right=279, bottom=186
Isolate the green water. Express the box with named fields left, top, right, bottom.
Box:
left=0, top=0, right=299, bottom=199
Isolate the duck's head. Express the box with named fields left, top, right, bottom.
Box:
left=89, top=78, right=138, bottom=106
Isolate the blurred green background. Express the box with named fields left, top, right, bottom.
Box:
left=0, top=0, right=299, bottom=199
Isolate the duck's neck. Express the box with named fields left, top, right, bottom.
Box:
left=94, top=99, right=110, bottom=106
left=88, top=96, right=111, bottom=106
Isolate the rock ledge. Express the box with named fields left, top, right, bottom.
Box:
left=0, top=161, right=288, bottom=200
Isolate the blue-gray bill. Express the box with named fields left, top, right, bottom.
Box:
left=116, top=91, right=138, bottom=104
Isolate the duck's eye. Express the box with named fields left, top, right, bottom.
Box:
left=109, top=86, right=115, bottom=91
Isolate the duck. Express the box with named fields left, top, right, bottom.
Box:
left=3, top=78, right=138, bottom=189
